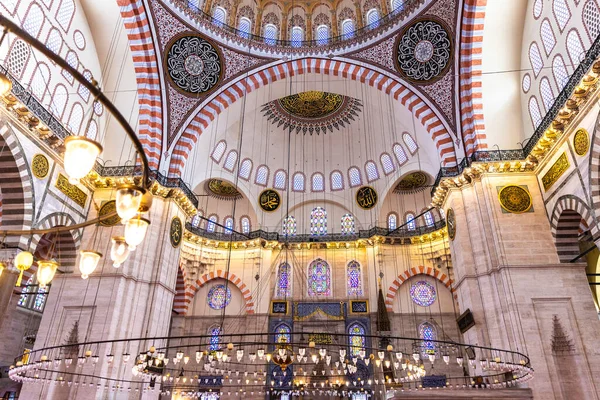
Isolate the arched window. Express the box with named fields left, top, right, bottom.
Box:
left=223, top=150, right=238, bottom=171
left=241, top=216, right=251, bottom=234
left=209, top=326, right=222, bottom=351
left=238, top=17, right=251, bottom=39
left=310, top=207, right=327, bottom=236
left=529, top=42, right=544, bottom=77
left=188, top=0, right=201, bottom=10
left=56, top=0, right=76, bottom=32
left=529, top=97, right=542, bottom=128
left=67, top=103, right=84, bottom=133
left=393, top=143, right=408, bottom=165
left=191, top=212, right=203, bottom=228
left=275, top=262, right=292, bottom=298
left=348, top=167, right=362, bottom=187
left=274, top=170, right=287, bottom=189
left=380, top=153, right=395, bottom=175
left=51, top=85, right=68, bottom=118
left=366, top=8, right=380, bottom=28
left=341, top=213, right=355, bottom=235
left=213, top=6, right=227, bottom=27
left=406, top=213, right=416, bottom=231
left=275, top=323, right=291, bottom=344
left=86, top=121, right=98, bottom=140
left=553, top=0, right=571, bottom=31
left=18, top=275, right=47, bottom=312
left=341, top=19, right=355, bottom=39
left=348, top=323, right=365, bottom=356
left=403, top=133, right=418, bottom=154
left=211, top=141, right=227, bottom=162
left=282, top=216, right=297, bottom=236
left=365, top=161, right=379, bottom=182
left=23, top=3, right=44, bottom=38
left=583, top=0, right=600, bottom=42
left=207, top=215, right=218, bottom=233
left=264, top=24, right=278, bottom=45
left=540, top=77, right=555, bottom=112
left=423, top=210, right=434, bottom=227
left=239, top=159, right=253, bottom=180
left=78, top=70, right=93, bottom=102
left=419, top=322, right=437, bottom=357
left=522, top=74, right=531, bottom=93
left=540, top=19, right=556, bottom=55
left=330, top=171, right=344, bottom=191
left=552, top=55, right=569, bottom=90
left=292, top=172, right=305, bottom=192
left=255, top=165, right=269, bottom=186
left=30, top=63, right=50, bottom=102
left=291, top=27, right=304, bottom=47
left=316, top=25, right=329, bottom=45
left=308, top=258, right=331, bottom=296
left=388, top=213, right=397, bottom=231
left=533, top=0, right=543, bottom=18
left=46, top=28, right=62, bottom=54
left=7, top=40, right=30, bottom=79
left=224, top=217, right=234, bottom=234
left=62, top=51, right=79, bottom=83
left=391, top=0, right=404, bottom=11
left=566, top=29, right=586, bottom=67
left=347, top=260, right=362, bottom=296
left=312, top=173, right=325, bottom=192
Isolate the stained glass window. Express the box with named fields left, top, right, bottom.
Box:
left=341, top=19, right=355, bottom=39
left=18, top=276, right=34, bottom=307
left=310, top=207, right=327, bottom=236
left=33, top=287, right=47, bottom=312
left=275, top=323, right=291, bottom=344
left=410, top=281, right=437, bottom=307
left=316, top=25, right=329, bottom=45
left=264, top=24, right=278, bottom=45
left=366, top=8, right=379, bottom=28
left=213, top=6, right=227, bottom=27
left=393, top=144, right=408, bottom=165
left=308, top=258, right=331, bottom=296
left=423, top=211, right=434, bottom=227
left=391, top=0, right=404, bottom=11
left=566, top=29, right=585, bottom=66
left=276, top=263, right=292, bottom=297
left=209, top=326, right=222, bottom=351
left=239, top=159, right=252, bottom=180
left=348, top=323, right=365, bottom=356
left=224, top=217, right=234, bottom=234
left=380, top=153, right=395, bottom=175
left=241, top=217, right=251, bottom=234
left=365, top=161, right=379, bottom=182
left=529, top=97, right=542, bottom=128
left=331, top=171, right=343, bottom=190
left=212, top=141, right=226, bottom=162
left=191, top=212, right=203, bottom=228
left=207, top=284, right=232, bottom=309
left=274, top=170, right=287, bottom=189
left=540, top=19, right=556, bottom=55
left=207, top=215, right=218, bottom=233
left=583, top=0, right=600, bottom=42
left=403, top=133, right=418, bottom=154
left=419, top=322, right=436, bottom=357
left=347, top=261, right=362, bottom=296
left=293, top=172, right=305, bottom=192
left=291, top=27, right=304, bottom=47
left=552, top=55, right=569, bottom=91
left=282, top=216, right=297, bottom=236
left=553, top=0, right=571, bottom=31
left=540, top=77, right=555, bottom=112
left=341, top=214, right=355, bottom=235
left=406, top=213, right=416, bottom=231
left=312, top=173, right=325, bottom=192
left=255, top=165, right=269, bottom=186
left=239, top=17, right=251, bottom=39
left=348, top=167, right=362, bottom=187
left=388, top=213, right=397, bottom=231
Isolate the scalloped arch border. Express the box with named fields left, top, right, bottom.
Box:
left=385, top=265, right=454, bottom=311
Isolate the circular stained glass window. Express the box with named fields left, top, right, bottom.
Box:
left=207, top=284, right=232, bottom=310
left=410, top=281, right=436, bottom=307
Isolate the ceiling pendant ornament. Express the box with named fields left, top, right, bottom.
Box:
left=498, top=185, right=533, bottom=214
left=165, top=34, right=222, bottom=95
left=356, top=186, right=378, bottom=210
left=205, top=179, right=242, bottom=200
left=394, top=18, right=452, bottom=84
left=261, top=91, right=362, bottom=135
left=573, top=128, right=589, bottom=156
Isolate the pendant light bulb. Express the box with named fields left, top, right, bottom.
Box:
left=0, top=262, right=6, bottom=278
left=79, top=251, right=102, bottom=279
left=14, top=251, right=34, bottom=287
left=124, top=216, right=150, bottom=250
left=0, top=72, right=12, bottom=97
left=115, top=185, right=145, bottom=222
left=36, top=260, right=59, bottom=288
left=110, top=237, right=130, bottom=267
left=63, top=136, right=103, bottom=184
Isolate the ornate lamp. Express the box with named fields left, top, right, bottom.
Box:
left=124, top=216, right=150, bottom=250
left=115, top=185, right=145, bottom=222
left=63, top=136, right=103, bottom=184
left=79, top=251, right=102, bottom=279
left=0, top=72, right=12, bottom=96
left=14, top=251, right=33, bottom=287
left=36, top=260, right=59, bottom=288
left=0, top=261, right=6, bottom=278
left=110, top=237, right=130, bottom=267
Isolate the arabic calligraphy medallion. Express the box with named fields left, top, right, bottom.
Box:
left=259, top=189, right=281, bottom=212
left=356, top=186, right=378, bottom=210
left=98, top=200, right=120, bottom=227
left=170, top=216, right=183, bottom=248
left=446, top=208, right=456, bottom=241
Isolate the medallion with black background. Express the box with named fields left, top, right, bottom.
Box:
left=165, top=33, right=223, bottom=95
left=170, top=216, right=183, bottom=247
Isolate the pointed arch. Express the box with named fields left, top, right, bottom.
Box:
left=550, top=195, right=599, bottom=262
left=191, top=270, right=254, bottom=314
left=385, top=266, right=455, bottom=311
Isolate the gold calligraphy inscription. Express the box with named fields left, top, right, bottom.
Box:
left=356, top=186, right=378, bottom=210
left=170, top=216, right=183, bottom=247
left=542, top=152, right=569, bottom=191
left=56, top=173, right=87, bottom=208
left=259, top=189, right=281, bottom=212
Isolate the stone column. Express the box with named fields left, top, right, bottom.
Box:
left=330, top=10, right=338, bottom=37
left=203, top=0, right=213, bottom=14
left=20, top=191, right=184, bottom=399
left=444, top=173, right=600, bottom=399
left=229, top=0, right=240, bottom=27
left=305, top=13, right=313, bottom=41
left=380, top=0, right=389, bottom=16
left=354, top=1, right=363, bottom=28
left=254, top=7, right=263, bottom=36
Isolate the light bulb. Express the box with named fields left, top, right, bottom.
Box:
left=124, top=216, right=150, bottom=250
left=115, top=185, right=145, bottom=222
left=14, top=251, right=34, bottom=287
left=63, top=136, right=102, bottom=184
left=37, top=260, right=59, bottom=287
left=110, top=237, right=129, bottom=267
left=0, top=72, right=12, bottom=96
left=79, top=251, right=102, bottom=279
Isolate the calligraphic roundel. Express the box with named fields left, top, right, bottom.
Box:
left=259, top=189, right=281, bottom=212
left=356, top=186, right=378, bottom=210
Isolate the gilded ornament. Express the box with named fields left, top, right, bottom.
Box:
left=205, top=179, right=242, bottom=200
left=395, top=171, right=429, bottom=192
left=170, top=216, right=183, bottom=248
left=31, top=154, right=49, bottom=179
left=259, top=189, right=281, bottom=212
left=573, top=128, right=589, bottom=156
left=541, top=153, right=569, bottom=191
left=446, top=208, right=456, bottom=241
left=56, top=173, right=87, bottom=208
left=356, top=186, right=378, bottom=210
left=98, top=200, right=120, bottom=227
left=498, top=185, right=532, bottom=214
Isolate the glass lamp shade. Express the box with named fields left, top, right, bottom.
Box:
left=115, top=185, right=145, bottom=222
left=0, top=72, right=12, bottom=96
left=63, top=136, right=103, bottom=184
left=110, top=237, right=130, bottom=268
left=124, top=216, right=150, bottom=250
left=0, top=262, right=5, bottom=278
left=37, top=260, right=59, bottom=288
left=14, top=251, right=34, bottom=287
left=79, top=251, right=102, bottom=279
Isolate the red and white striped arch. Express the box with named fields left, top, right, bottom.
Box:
left=385, top=265, right=455, bottom=311
left=167, top=58, right=458, bottom=176
left=459, top=0, right=488, bottom=156
left=117, top=0, right=163, bottom=169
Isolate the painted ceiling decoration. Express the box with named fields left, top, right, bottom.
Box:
left=394, top=171, right=430, bottom=193
left=260, top=91, right=363, bottom=135
left=205, top=179, right=243, bottom=200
